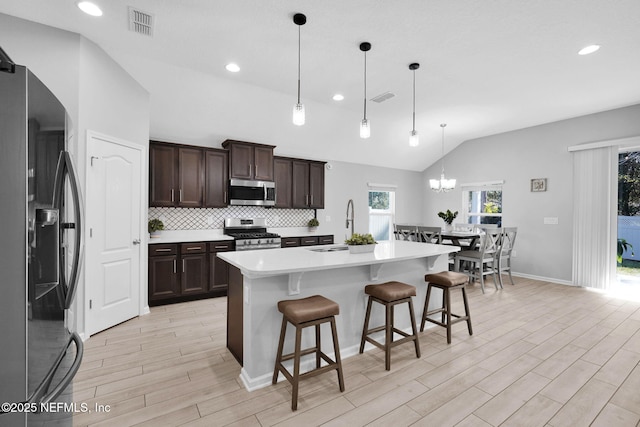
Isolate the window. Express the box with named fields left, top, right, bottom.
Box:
left=462, top=182, right=503, bottom=226
left=368, top=188, right=395, bottom=241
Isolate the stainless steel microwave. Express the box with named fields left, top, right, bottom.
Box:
left=228, top=179, right=276, bottom=206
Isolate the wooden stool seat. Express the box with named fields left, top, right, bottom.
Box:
left=359, top=281, right=421, bottom=371
left=364, top=281, right=416, bottom=302
left=424, top=271, right=469, bottom=287
left=421, top=271, right=473, bottom=344
left=273, top=295, right=345, bottom=411
left=278, top=295, right=339, bottom=324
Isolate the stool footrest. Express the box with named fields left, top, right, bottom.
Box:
left=280, top=347, right=318, bottom=362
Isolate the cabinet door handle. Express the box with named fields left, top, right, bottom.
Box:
left=179, top=189, right=183, bottom=202
left=186, top=247, right=201, bottom=251
left=173, top=259, right=176, bottom=274
left=155, top=248, right=172, bottom=252
left=182, top=259, right=185, bottom=273
left=310, top=195, right=313, bottom=205
left=214, top=245, right=228, bottom=249
left=224, top=191, right=227, bottom=203
left=255, top=164, right=258, bottom=177
left=286, top=241, right=297, bottom=245
left=249, top=164, right=252, bottom=177
left=171, top=189, right=174, bottom=202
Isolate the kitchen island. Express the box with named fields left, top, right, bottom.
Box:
left=218, top=240, right=458, bottom=391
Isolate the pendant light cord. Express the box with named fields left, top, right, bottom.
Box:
left=441, top=124, right=446, bottom=174
left=297, top=25, right=301, bottom=104
left=363, top=50, right=367, bottom=120
left=412, top=70, right=416, bottom=132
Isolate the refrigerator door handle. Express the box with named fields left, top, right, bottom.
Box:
left=52, top=151, right=84, bottom=309
left=27, top=332, right=84, bottom=408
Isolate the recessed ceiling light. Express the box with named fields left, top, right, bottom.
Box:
left=332, top=94, right=344, bottom=101
left=578, top=44, right=600, bottom=55
left=225, top=63, right=240, bottom=72
left=77, top=1, right=103, bottom=17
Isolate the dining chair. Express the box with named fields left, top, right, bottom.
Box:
left=496, top=227, right=517, bottom=287
left=394, top=224, right=417, bottom=241
left=454, top=228, right=502, bottom=293
left=416, top=226, right=442, bottom=244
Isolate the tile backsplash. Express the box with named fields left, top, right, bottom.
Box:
left=148, top=206, right=315, bottom=230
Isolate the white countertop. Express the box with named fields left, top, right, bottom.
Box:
left=217, top=240, right=459, bottom=278
left=149, top=229, right=233, bottom=244
left=148, top=228, right=334, bottom=244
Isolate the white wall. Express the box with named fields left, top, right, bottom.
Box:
left=423, top=104, right=640, bottom=283
left=0, top=13, right=150, bottom=336
left=320, top=160, right=424, bottom=243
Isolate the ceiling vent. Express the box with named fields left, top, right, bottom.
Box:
left=128, top=7, right=154, bottom=37
left=371, top=92, right=395, bottom=103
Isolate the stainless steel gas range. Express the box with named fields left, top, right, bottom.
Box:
left=223, top=218, right=281, bottom=251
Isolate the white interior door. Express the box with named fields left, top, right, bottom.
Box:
left=86, top=133, right=143, bottom=335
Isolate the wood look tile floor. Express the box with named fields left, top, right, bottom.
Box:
left=73, top=278, right=640, bottom=427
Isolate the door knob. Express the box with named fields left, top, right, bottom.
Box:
left=133, top=239, right=141, bottom=245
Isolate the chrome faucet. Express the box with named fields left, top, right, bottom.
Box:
left=346, top=199, right=354, bottom=237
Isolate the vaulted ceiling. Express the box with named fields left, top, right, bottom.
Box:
left=2, top=0, right=640, bottom=171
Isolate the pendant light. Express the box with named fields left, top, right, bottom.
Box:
left=430, top=124, right=456, bottom=192
left=292, top=13, right=306, bottom=126
left=359, top=42, right=371, bottom=138
left=409, top=63, right=420, bottom=147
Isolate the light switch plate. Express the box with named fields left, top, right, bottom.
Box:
left=544, top=217, right=559, bottom=225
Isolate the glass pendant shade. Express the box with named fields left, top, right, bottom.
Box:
left=409, top=130, right=419, bottom=147
left=360, top=118, right=371, bottom=139
left=293, top=103, right=305, bottom=126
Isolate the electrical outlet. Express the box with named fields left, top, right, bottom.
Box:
left=543, top=217, right=558, bottom=225
left=207, top=215, right=214, bottom=225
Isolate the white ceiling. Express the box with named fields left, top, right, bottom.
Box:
left=2, top=0, right=640, bottom=171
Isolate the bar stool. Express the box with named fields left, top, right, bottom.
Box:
left=359, top=281, right=420, bottom=370
left=272, top=295, right=345, bottom=411
left=421, top=271, right=473, bottom=344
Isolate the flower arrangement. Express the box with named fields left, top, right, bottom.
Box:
left=437, top=209, right=458, bottom=225
left=308, top=218, right=320, bottom=228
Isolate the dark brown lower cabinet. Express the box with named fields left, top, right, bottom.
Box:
left=281, top=235, right=334, bottom=248
left=209, top=241, right=234, bottom=292
left=149, top=240, right=234, bottom=306
left=148, top=254, right=180, bottom=300
left=180, top=242, right=208, bottom=296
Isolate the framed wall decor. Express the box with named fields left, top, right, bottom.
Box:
left=531, top=178, right=547, bottom=192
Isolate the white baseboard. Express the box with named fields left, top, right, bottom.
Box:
left=511, top=271, right=574, bottom=287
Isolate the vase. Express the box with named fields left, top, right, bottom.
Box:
left=348, top=244, right=376, bottom=254
left=444, top=224, right=453, bottom=233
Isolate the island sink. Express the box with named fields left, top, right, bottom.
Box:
left=307, top=245, right=349, bottom=252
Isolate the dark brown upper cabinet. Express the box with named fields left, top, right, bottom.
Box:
left=274, top=157, right=293, bottom=208
left=149, top=141, right=204, bottom=207
left=292, top=159, right=326, bottom=209
left=204, top=148, right=229, bottom=207
left=222, top=139, right=274, bottom=181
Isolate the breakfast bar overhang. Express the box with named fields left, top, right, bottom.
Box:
left=218, top=240, right=459, bottom=391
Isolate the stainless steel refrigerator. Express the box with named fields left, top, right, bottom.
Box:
left=0, top=47, right=84, bottom=426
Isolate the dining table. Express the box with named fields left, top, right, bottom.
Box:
left=440, top=230, right=482, bottom=249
